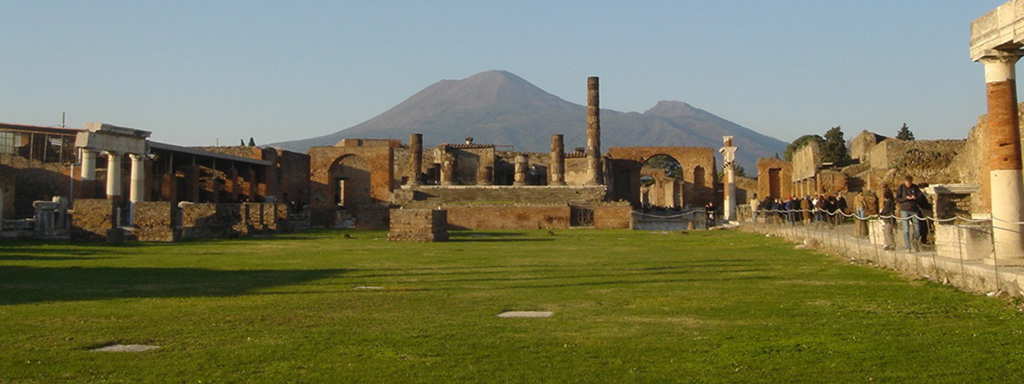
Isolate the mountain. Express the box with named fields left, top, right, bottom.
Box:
left=271, top=70, right=787, bottom=172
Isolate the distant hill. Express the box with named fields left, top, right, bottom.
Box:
left=271, top=70, right=787, bottom=171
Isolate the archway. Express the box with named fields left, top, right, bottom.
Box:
left=328, top=154, right=371, bottom=208
left=640, top=155, right=683, bottom=210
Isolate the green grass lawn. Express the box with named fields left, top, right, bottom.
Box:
left=2, top=229, right=1024, bottom=383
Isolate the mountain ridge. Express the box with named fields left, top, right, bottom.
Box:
left=271, top=70, right=787, bottom=171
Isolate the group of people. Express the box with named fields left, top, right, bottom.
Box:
left=751, top=175, right=933, bottom=252
left=752, top=194, right=849, bottom=226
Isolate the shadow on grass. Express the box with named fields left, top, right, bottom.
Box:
left=0, top=266, right=347, bottom=306
left=447, top=238, right=554, bottom=243
left=0, top=255, right=119, bottom=261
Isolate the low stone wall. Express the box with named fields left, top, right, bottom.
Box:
left=745, top=223, right=1024, bottom=297
left=72, top=199, right=115, bottom=241
left=397, top=185, right=607, bottom=206
left=444, top=205, right=570, bottom=230
left=133, top=201, right=177, bottom=242
left=179, top=202, right=289, bottom=240
left=594, top=204, right=633, bottom=229
left=388, top=209, right=448, bottom=241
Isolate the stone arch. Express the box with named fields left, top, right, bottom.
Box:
left=640, top=154, right=683, bottom=209
left=328, top=154, right=371, bottom=208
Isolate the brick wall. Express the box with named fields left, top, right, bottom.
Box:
left=594, top=203, right=633, bottom=229
left=443, top=205, right=570, bottom=230
left=388, top=208, right=449, bottom=241
left=133, top=201, right=176, bottom=242
left=72, top=199, right=115, bottom=241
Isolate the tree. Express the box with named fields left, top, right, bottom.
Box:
left=240, top=139, right=245, bottom=146
left=822, top=126, right=851, bottom=165
left=248, top=137, right=256, bottom=147
left=783, top=134, right=825, bottom=161
left=896, top=123, right=915, bottom=141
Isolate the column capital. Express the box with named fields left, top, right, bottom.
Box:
left=103, top=150, right=121, bottom=157
left=128, top=153, right=146, bottom=161
left=977, top=49, right=1024, bottom=64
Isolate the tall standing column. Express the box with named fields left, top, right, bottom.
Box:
left=585, top=76, right=602, bottom=185
left=981, top=53, right=1024, bottom=262
left=549, top=134, right=566, bottom=185
left=104, top=151, right=122, bottom=200
left=514, top=154, right=529, bottom=186
left=720, top=136, right=738, bottom=222
left=409, top=133, right=423, bottom=186
left=129, top=154, right=146, bottom=203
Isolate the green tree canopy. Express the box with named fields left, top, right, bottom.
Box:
left=896, top=123, right=915, bottom=141
left=822, top=126, right=851, bottom=165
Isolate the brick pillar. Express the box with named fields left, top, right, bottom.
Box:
left=478, top=166, right=493, bottom=185
left=981, top=53, right=1024, bottom=262
left=585, top=76, right=602, bottom=185
left=410, top=133, right=423, bottom=186
left=549, top=134, right=566, bottom=186
left=188, top=164, right=200, bottom=202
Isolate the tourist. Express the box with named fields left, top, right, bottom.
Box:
left=750, top=193, right=759, bottom=223
left=853, top=192, right=868, bottom=238
left=801, top=195, right=812, bottom=224
left=880, top=185, right=897, bottom=250
left=916, top=184, right=934, bottom=245
left=705, top=201, right=716, bottom=228
left=897, top=176, right=925, bottom=251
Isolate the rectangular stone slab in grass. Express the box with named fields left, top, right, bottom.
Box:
left=91, top=344, right=160, bottom=352
left=497, top=311, right=554, bottom=318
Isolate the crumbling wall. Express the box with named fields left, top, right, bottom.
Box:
left=791, top=142, right=820, bottom=181
left=868, top=138, right=966, bottom=186
left=71, top=199, right=114, bottom=241
left=444, top=205, right=570, bottom=230
left=849, top=130, right=887, bottom=162
left=133, top=201, right=177, bottom=242
left=0, top=153, right=72, bottom=217
left=388, top=208, right=448, bottom=241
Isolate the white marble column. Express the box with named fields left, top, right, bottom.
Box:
left=105, top=151, right=123, bottom=199
left=720, top=136, right=738, bottom=222
left=80, top=149, right=97, bottom=180
left=129, top=154, right=146, bottom=203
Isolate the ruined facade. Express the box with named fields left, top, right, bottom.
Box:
left=755, top=158, right=792, bottom=200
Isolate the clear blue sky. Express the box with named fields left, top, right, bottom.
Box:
left=0, top=0, right=1007, bottom=146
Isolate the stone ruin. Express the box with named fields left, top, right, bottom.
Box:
left=387, top=208, right=449, bottom=242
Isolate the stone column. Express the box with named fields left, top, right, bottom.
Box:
left=478, top=166, right=493, bottom=185
left=440, top=150, right=455, bottom=186
left=720, top=136, right=737, bottom=222
left=129, top=154, right=146, bottom=203
left=981, top=53, right=1024, bottom=262
left=514, top=154, right=528, bottom=186
left=80, top=149, right=97, bottom=180
left=585, top=76, right=602, bottom=185
left=549, top=134, right=566, bottom=186
left=410, top=133, right=423, bottom=186
left=104, top=151, right=122, bottom=200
